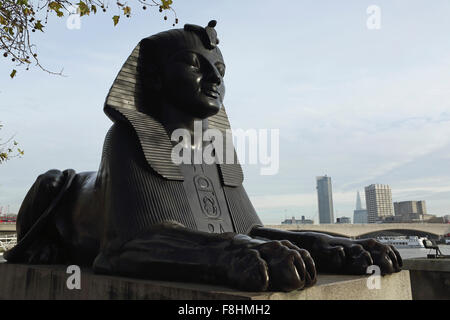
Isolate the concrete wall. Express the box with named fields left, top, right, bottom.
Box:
left=403, top=258, right=450, bottom=300
left=0, top=263, right=412, bottom=300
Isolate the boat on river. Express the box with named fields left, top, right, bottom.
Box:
left=0, top=235, right=17, bottom=253
left=376, top=236, right=427, bottom=248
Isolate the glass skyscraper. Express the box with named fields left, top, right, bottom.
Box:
left=316, top=175, right=334, bottom=224
left=353, top=191, right=368, bottom=224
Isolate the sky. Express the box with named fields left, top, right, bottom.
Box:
left=1, top=0, right=450, bottom=224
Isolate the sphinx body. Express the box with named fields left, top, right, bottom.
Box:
left=7, top=107, right=314, bottom=291
left=5, top=21, right=402, bottom=292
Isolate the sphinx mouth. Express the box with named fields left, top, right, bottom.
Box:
left=202, top=85, right=220, bottom=99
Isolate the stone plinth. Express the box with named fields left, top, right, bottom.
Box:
left=403, top=258, right=450, bottom=300
left=0, top=262, right=412, bottom=300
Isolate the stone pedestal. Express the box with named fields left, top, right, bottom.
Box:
left=0, top=262, right=412, bottom=300
left=403, top=258, right=450, bottom=300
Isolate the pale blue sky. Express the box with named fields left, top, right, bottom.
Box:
left=1, top=0, right=450, bottom=224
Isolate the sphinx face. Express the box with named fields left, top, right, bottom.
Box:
left=161, top=48, right=226, bottom=119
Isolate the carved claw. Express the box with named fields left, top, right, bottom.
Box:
left=225, top=248, right=269, bottom=291
left=222, top=238, right=317, bottom=292
left=356, top=239, right=403, bottom=275
left=312, top=237, right=402, bottom=275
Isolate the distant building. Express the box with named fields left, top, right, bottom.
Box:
left=336, top=217, right=351, bottom=224
left=418, top=214, right=450, bottom=224
left=353, top=209, right=368, bottom=224
left=364, top=184, right=394, bottom=223
left=316, top=175, right=334, bottom=224
left=394, top=200, right=427, bottom=222
left=353, top=191, right=368, bottom=224
left=281, top=216, right=314, bottom=225
left=355, top=191, right=363, bottom=210
left=423, top=213, right=437, bottom=221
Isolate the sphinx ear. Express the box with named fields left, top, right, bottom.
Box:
left=138, top=39, right=163, bottom=93
left=140, top=64, right=163, bottom=93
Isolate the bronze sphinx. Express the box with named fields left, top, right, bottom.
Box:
left=5, top=21, right=402, bottom=292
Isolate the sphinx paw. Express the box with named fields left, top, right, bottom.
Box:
left=355, top=239, right=403, bottom=275
left=225, top=239, right=317, bottom=292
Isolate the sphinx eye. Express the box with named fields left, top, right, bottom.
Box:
left=181, top=53, right=201, bottom=69
left=215, top=63, right=225, bottom=77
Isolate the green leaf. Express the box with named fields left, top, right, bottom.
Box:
left=49, top=1, right=64, bottom=17
left=34, top=20, right=44, bottom=31
left=123, top=6, right=131, bottom=15
left=48, top=2, right=62, bottom=10
left=10, top=69, right=17, bottom=78
left=16, top=0, right=28, bottom=6
left=161, top=0, right=173, bottom=9
left=91, top=5, right=97, bottom=14
left=112, top=15, right=120, bottom=26
left=77, top=1, right=90, bottom=16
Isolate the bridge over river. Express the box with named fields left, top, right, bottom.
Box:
left=266, top=223, right=450, bottom=239
left=0, top=224, right=16, bottom=235
left=2, top=223, right=450, bottom=239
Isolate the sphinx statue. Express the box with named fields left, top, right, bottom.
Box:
left=5, top=21, right=402, bottom=292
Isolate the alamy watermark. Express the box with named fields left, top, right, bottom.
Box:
left=66, top=265, right=81, bottom=290
left=66, top=5, right=81, bottom=30
left=366, top=265, right=381, bottom=289
left=170, top=121, right=280, bottom=175
left=367, top=5, right=381, bottom=30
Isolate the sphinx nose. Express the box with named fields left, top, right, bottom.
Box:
left=205, top=66, right=221, bottom=85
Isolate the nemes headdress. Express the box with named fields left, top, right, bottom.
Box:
left=104, top=20, right=243, bottom=186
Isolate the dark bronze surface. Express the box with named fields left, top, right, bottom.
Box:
left=5, top=21, right=402, bottom=292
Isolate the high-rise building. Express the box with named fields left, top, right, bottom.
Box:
left=355, top=191, right=363, bottom=210
left=364, top=184, right=394, bottom=223
left=394, top=200, right=427, bottom=222
left=353, top=191, right=368, bottom=224
left=316, top=175, right=334, bottom=224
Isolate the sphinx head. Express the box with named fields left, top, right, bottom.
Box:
left=138, top=21, right=226, bottom=120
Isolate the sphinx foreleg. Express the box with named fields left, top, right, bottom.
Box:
left=93, top=221, right=315, bottom=291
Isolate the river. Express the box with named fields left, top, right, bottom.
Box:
left=397, top=244, right=450, bottom=259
